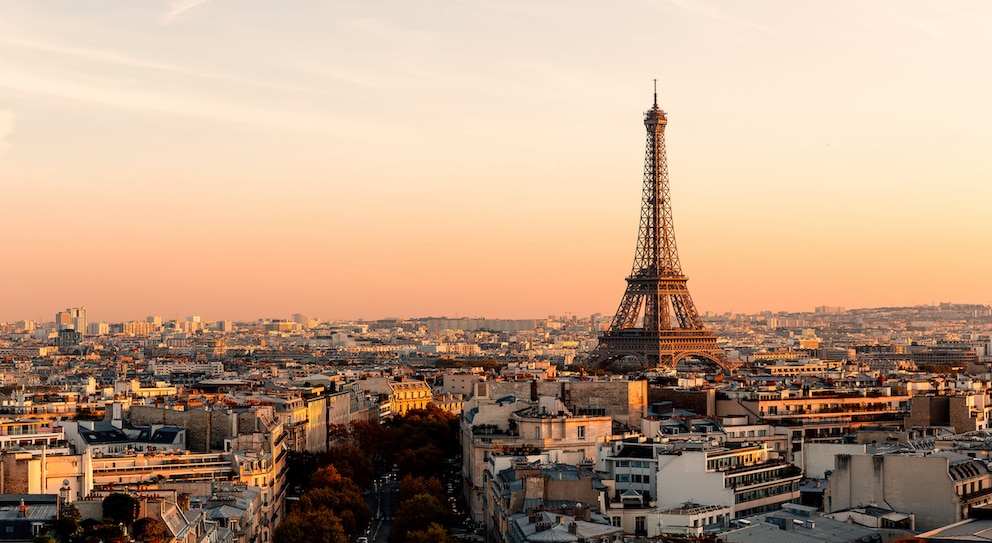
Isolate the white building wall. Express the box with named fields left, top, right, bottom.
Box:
left=655, top=451, right=733, bottom=510
left=801, top=442, right=873, bottom=479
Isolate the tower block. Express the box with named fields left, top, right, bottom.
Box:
left=591, top=93, right=734, bottom=371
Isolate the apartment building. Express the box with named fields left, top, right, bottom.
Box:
left=717, top=388, right=911, bottom=456
left=486, top=459, right=614, bottom=543
left=598, top=437, right=801, bottom=519
left=826, top=451, right=992, bottom=531
left=461, top=393, right=613, bottom=522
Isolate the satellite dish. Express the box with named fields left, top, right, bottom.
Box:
left=63, top=479, right=70, bottom=486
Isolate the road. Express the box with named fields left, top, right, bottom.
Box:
left=363, top=475, right=399, bottom=543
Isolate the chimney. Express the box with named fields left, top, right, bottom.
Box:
left=568, top=522, right=578, bottom=535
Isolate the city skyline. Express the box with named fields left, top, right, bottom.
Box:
left=2, top=1, right=991, bottom=323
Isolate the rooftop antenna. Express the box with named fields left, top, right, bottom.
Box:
left=653, top=79, right=658, bottom=107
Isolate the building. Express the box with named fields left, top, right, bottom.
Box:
left=721, top=503, right=882, bottom=543
left=359, top=377, right=432, bottom=417
left=906, top=393, right=992, bottom=434
left=55, top=308, right=86, bottom=334
left=0, top=494, right=58, bottom=542
left=599, top=437, right=802, bottom=518
left=462, top=392, right=613, bottom=522
left=507, top=510, right=622, bottom=543
left=826, top=451, right=992, bottom=531
left=717, top=388, right=911, bottom=456
left=486, top=459, right=613, bottom=543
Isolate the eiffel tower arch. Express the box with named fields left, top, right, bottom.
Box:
left=590, top=90, right=735, bottom=372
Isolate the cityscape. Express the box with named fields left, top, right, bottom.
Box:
left=3, top=97, right=991, bottom=543
left=4, top=3, right=992, bottom=543
left=2, top=300, right=992, bottom=543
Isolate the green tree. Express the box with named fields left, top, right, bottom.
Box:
left=102, top=493, right=138, bottom=526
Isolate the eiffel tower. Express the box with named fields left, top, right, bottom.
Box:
left=591, top=88, right=733, bottom=371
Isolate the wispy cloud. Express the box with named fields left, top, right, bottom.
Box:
left=0, top=61, right=340, bottom=135
left=0, top=34, right=328, bottom=96
left=162, top=0, right=213, bottom=24
left=0, top=111, right=13, bottom=156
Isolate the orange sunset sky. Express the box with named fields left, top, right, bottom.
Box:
left=1, top=1, right=991, bottom=324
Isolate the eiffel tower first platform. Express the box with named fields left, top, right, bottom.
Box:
left=590, top=90, right=734, bottom=372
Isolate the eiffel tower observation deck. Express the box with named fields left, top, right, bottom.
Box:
left=591, top=89, right=734, bottom=372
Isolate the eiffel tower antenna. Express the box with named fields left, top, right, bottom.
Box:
left=590, top=87, right=734, bottom=372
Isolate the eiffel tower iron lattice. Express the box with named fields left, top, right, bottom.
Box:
left=591, top=92, right=734, bottom=371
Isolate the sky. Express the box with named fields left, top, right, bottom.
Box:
left=1, top=0, right=991, bottom=324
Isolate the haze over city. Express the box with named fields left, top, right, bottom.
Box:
left=2, top=1, right=991, bottom=324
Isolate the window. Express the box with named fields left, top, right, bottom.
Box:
left=635, top=516, right=646, bottom=534
left=535, top=427, right=541, bottom=439
left=578, top=426, right=586, bottom=439
left=611, top=517, right=621, bottom=527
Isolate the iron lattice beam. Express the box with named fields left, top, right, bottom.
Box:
left=593, top=96, right=733, bottom=371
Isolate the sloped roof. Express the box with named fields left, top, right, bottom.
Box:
left=528, top=525, right=578, bottom=542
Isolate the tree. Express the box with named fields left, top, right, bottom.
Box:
left=102, top=493, right=138, bottom=526
left=404, top=522, right=455, bottom=543
left=395, top=443, right=445, bottom=479
left=286, top=451, right=320, bottom=492
left=389, top=493, right=453, bottom=543
left=327, top=423, right=350, bottom=443
left=348, top=420, right=391, bottom=471
left=301, top=486, right=370, bottom=537
left=89, top=522, right=128, bottom=543
left=56, top=504, right=82, bottom=542
left=133, top=518, right=170, bottom=543
left=398, top=475, right=444, bottom=503
left=321, top=444, right=374, bottom=489
left=294, top=465, right=371, bottom=538
left=274, top=507, right=347, bottom=543
left=389, top=406, right=459, bottom=460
